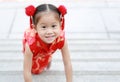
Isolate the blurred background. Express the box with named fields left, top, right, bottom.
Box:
left=0, top=0, right=120, bottom=82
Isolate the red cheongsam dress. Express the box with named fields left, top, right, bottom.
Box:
left=23, top=28, right=65, bottom=74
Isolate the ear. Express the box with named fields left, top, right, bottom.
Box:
left=31, top=24, right=36, bottom=29
left=31, top=24, right=37, bottom=33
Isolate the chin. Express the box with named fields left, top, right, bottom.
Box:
left=46, top=41, right=54, bottom=44
left=44, top=38, right=56, bottom=44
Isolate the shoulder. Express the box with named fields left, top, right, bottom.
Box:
left=24, top=28, right=37, bottom=45
left=56, top=31, right=65, bottom=49
left=24, top=28, right=36, bottom=38
left=61, top=39, right=68, bottom=50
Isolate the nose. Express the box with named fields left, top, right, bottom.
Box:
left=46, top=28, right=53, bottom=34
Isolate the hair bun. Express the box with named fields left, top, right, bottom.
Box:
left=58, top=5, right=67, bottom=16
left=25, top=5, right=36, bottom=16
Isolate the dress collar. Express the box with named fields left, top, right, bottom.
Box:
left=35, top=33, right=57, bottom=52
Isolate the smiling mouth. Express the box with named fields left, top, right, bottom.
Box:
left=46, top=35, right=54, bottom=38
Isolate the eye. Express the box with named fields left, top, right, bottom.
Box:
left=40, top=25, right=47, bottom=30
left=52, top=25, right=57, bottom=28
left=42, top=26, right=46, bottom=28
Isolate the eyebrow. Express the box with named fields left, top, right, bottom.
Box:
left=40, top=22, right=58, bottom=25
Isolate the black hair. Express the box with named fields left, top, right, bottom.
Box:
left=33, top=4, right=61, bottom=25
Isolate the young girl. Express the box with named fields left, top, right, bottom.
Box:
left=23, top=4, right=72, bottom=82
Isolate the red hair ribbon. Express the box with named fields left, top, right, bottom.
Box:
left=25, top=5, right=36, bottom=28
left=58, top=5, right=67, bottom=30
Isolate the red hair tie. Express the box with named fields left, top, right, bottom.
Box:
left=58, top=5, right=67, bottom=30
left=25, top=5, right=36, bottom=29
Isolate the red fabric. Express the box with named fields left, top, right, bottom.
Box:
left=23, top=28, right=65, bottom=74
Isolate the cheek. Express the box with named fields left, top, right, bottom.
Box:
left=37, top=30, right=44, bottom=38
left=56, top=29, right=61, bottom=36
left=36, top=27, right=44, bottom=36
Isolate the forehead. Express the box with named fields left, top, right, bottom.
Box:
left=35, top=11, right=60, bottom=24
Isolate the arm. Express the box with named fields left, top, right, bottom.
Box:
left=61, top=40, right=73, bottom=82
left=23, top=43, right=33, bottom=82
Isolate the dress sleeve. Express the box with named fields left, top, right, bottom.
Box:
left=22, top=28, right=36, bottom=53
left=57, top=31, right=65, bottom=49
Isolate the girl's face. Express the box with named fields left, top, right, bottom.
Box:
left=35, top=11, right=61, bottom=44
